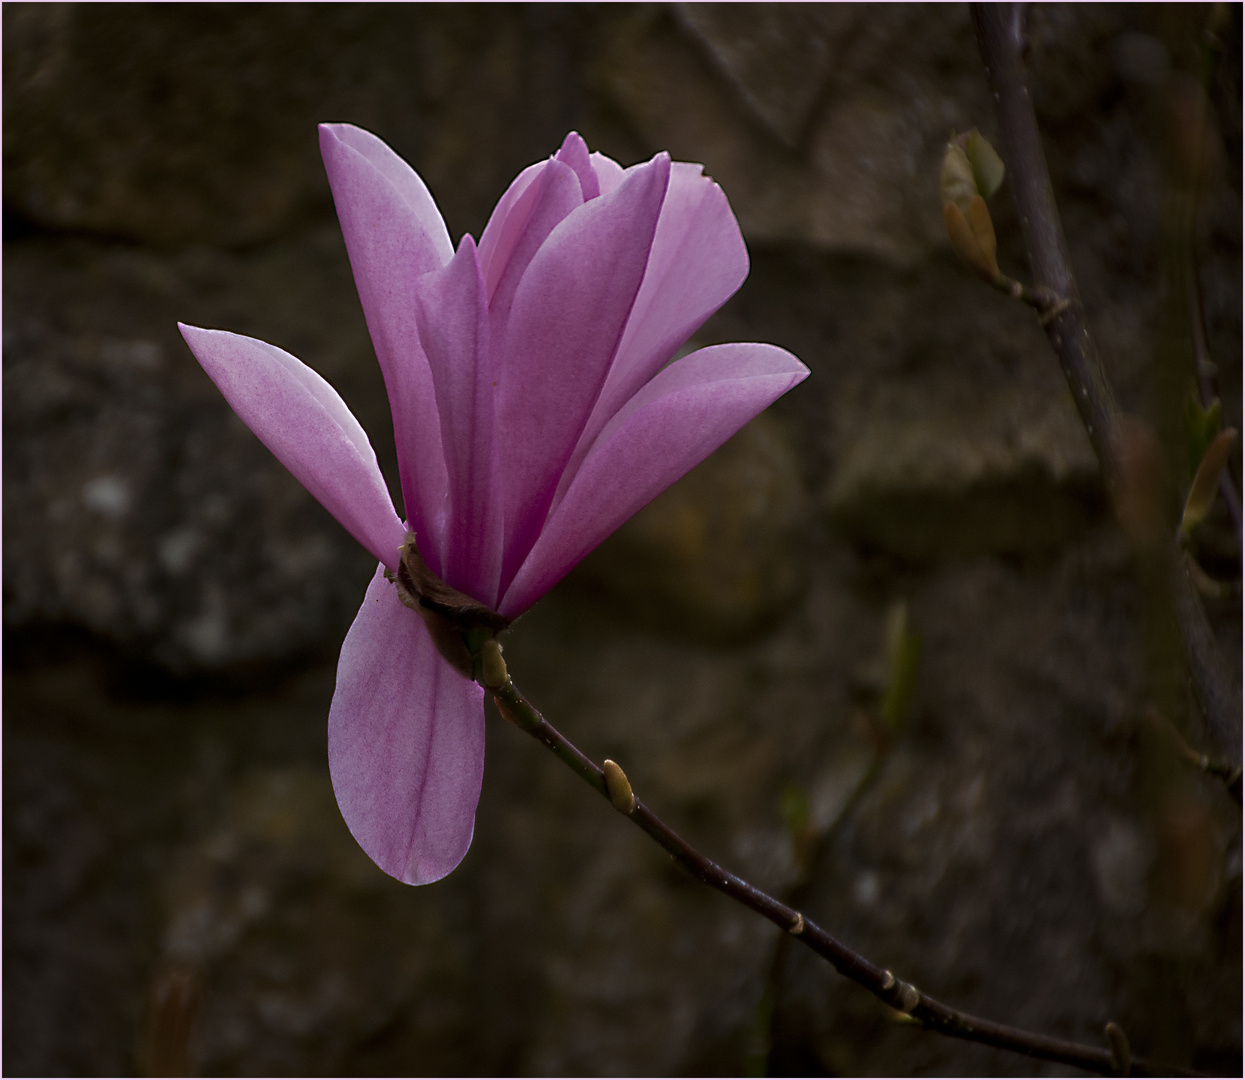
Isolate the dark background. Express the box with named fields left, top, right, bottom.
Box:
left=4, top=3, right=1241, bottom=1075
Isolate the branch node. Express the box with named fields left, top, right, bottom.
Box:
left=788, top=912, right=805, bottom=935
left=602, top=759, right=637, bottom=815
left=881, top=970, right=896, bottom=992
left=1038, top=295, right=1071, bottom=326
left=493, top=690, right=542, bottom=735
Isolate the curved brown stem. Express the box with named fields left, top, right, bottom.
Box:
left=489, top=674, right=1201, bottom=1077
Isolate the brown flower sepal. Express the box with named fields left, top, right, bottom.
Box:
left=389, top=532, right=511, bottom=679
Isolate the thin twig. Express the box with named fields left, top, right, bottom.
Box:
left=1186, top=550, right=1243, bottom=602
left=759, top=742, right=883, bottom=1068
left=1169, top=546, right=1245, bottom=763
left=1184, top=163, right=1243, bottom=542
left=990, top=271, right=1065, bottom=317
left=1147, top=704, right=1244, bottom=805
left=488, top=674, right=1200, bottom=1077
left=1183, top=3, right=1242, bottom=541
left=971, top=3, right=1242, bottom=767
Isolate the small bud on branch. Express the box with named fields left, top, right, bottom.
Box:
left=479, top=637, right=509, bottom=690
left=941, top=131, right=1006, bottom=283
left=602, top=759, right=637, bottom=815
left=939, top=127, right=1064, bottom=320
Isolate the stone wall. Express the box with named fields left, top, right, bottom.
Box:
left=5, top=4, right=1240, bottom=1075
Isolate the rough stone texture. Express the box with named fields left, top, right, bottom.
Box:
left=772, top=548, right=1241, bottom=1076
left=815, top=264, right=1101, bottom=559
left=595, top=4, right=982, bottom=265
left=3, top=4, right=618, bottom=250
left=4, top=3, right=1240, bottom=1077
left=5, top=4, right=411, bottom=246
left=3, top=228, right=386, bottom=672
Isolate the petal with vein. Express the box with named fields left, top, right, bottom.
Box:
left=329, top=566, right=486, bottom=885
left=563, top=163, right=749, bottom=495
left=413, top=236, right=503, bottom=606
left=319, top=123, right=452, bottom=569
left=496, top=152, right=671, bottom=591
left=482, top=158, right=584, bottom=331
left=477, top=160, right=547, bottom=294
left=499, top=343, right=810, bottom=617
left=179, top=324, right=406, bottom=570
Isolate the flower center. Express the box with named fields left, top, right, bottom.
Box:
left=387, top=532, right=511, bottom=678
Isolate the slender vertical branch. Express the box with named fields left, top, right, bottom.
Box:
left=488, top=675, right=1199, bottom=1077
left=1170, top=549, right=1244, bottom=763
left=1179, top=2, right=1242, bottom=542
left=971, top=3, right=1242, bottom=766
left=1184, top=158, right=1243, bottom=541
left=972, top=6, right=1120, bottom=472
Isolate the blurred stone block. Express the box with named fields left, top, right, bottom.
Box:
left=572, top=411, right=809, bottom=641
left=675, top=3, right=847, bottom=147
left=1, top=5, right=565, bottom=248
left=825, top=374, right=1100, bottom=558
left=4, top=5, right=416, bottom=244
left=595, top=5, right=986, bottom=265
left=2, top=229, right=386, bottom=671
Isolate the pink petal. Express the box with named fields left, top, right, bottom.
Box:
left=179, top=324, right=406, bottom=571
left=477, top=160, right=547, bottom=293
left=554, top=131, right=600, bottom=201
left=590, top=151, right=626, bottom=196
left=562, top=162, right=749, bottom=495
left=329, top=566, right=486, bottom=885
left=498, top=343, right=810, bottom=617
left=480, top=157, right=585, bottom=331
left=413, top=235, right=503, bottom=606
left=319, top=123, right=452, bottom=570
left=495, top=152, right=672, bottom=592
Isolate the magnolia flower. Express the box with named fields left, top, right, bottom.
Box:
left=180, top=125, right=809, bottom=884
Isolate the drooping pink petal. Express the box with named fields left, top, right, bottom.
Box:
left=495, top=152, right=672, bottom=592
left=179, top=324, right=406, bottom=571
left=498, top=343, right=810, bottom=617
left=480, top=158, right=585, bottom=330
left=554, top=131, right=600, bottom=201
left=413, top=235, right=503, bottom=606
left=329, top=565, right=486, bottom=885
left=319, top=123, right=453, bottom=571
left=560, top=162, right=750, bottom=499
